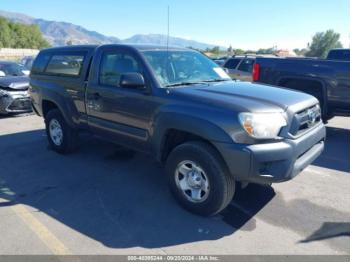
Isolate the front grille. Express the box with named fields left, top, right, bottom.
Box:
left=8, top=98, right=31, bottom=111
left=289, top=105, right=322, bottom=136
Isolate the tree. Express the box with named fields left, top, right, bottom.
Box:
left=244, top=50, right=256, bottom=54
left=0, top=17, right=13, bottom=47
left=257, top=47, right=275, bottom=55
left=210, top=46, right=220, bottom=55
left=233, top=49, right=245, bottom=55
left=305, top=30, right=343, bottom=58
left=66, top=40, right=73, bottom=46
left=0, top=17, right=50, bottom=49
left=293, top=48, right=308, bottom=56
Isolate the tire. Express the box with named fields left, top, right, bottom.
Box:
left=45, top=109, right=78, bottom=154
left=165, top=141, right=235, bottom=216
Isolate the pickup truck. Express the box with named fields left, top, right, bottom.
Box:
left=253, top=49, right=350, bottom=120
left=30, top=45, right=326, bottom=216
left=0, top=61, right=31, bottom=115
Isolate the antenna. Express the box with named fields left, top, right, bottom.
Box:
left=165, top=5, right=171, bottom=85
left=167, top=5, right=170, bottom=50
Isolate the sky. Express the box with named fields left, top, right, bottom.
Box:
left=1, top=0, right=349, bottom=50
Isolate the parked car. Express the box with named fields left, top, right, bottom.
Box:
left=21, top=56, right=36, bottom=70
left=0, top=60, right=28, bottom=77
left=223, top=55, right=276, bottom=81
left=212, top=59, right=226, bottom=67
left=0, top=61, right=31, bottom=115
left=30, top=45, right=326, bottom=216
left=222, top=56, right=253, bottom=81
left=254, top=49, right=350, bottom=120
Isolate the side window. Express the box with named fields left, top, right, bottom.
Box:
left=328, top=50, right=350, bottom=61
left=99, top=52, right=143, bottom=87
left=45, top=53, right=85, bottom=76
left=31, top=53, right=51, bottom=74
left=238, top=59, right=255, bottom=73
left=224, top=58, right=241, bottom=69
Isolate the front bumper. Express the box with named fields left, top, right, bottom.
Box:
left=0, top=90, right=32, bottom=114
left=214, top=123, right=326, bottom=184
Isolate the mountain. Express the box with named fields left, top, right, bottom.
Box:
left=0, top=10, right=224, bottom=50
left=0, top=10, right=120, bottom=46
left=123, top=34, right=220, bottom=50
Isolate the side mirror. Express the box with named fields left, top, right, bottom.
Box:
left=0, top=71, right=6, bottom=77
left=119, top=73, right=145, bottom=89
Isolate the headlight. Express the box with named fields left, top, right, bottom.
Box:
left=9, top=82, right=28, bottom=89
left=239, top=112, right=287, bottom=139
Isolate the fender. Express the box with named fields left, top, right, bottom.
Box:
left=152, top=111, right=233, bottom=161
left=40, top=86, right=78, bottom=128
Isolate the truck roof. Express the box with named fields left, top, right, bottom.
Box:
left=330, top=48, right=350, bottom=51
left=40, top=44, right=189, bottom=53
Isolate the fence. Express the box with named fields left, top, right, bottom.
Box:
left=0, top=48, right=39, bottom=61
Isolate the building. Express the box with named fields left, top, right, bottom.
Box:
left=0, top=48, right=39, bottom=60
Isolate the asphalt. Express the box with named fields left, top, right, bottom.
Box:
left=0, top=114, right=349, bottom=255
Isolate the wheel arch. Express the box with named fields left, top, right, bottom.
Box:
left=153, top=113, right=232, bottom=163
left=41, top=92, right=76, bottom=128
left=277, top=76, right=328, bottom=115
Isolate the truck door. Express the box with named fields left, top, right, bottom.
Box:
left=85, top=46, right=155, bottom=153
left=333, top=62, right=350, bottom=111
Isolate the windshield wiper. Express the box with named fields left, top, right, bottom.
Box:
left=200, top=79, right=231, bottom=83
left=165, top=79, right=232, bottom=88
left=165, top=82, right=204, bottom=88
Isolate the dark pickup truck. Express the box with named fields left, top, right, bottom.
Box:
left=254, top=49, right=350, bottom=120
left=30, top=45, right=326, bottom=216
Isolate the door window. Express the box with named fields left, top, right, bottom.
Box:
left=237, top=59, right=255, bottom=73
left=224, top=58, right=241, bottom=69
left=99, top=52, right=143, bottom=87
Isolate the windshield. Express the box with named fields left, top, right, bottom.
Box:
left=22, top=57, right=35, bottom=69
left=0, top=63, right=25, bottom=76
left=142, top=50, right=231, bottom=87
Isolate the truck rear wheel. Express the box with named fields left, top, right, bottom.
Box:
left=45, top=109, right=78, bottom=154
left=165, top=141, right=235, bottom=216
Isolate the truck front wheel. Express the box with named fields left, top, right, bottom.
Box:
left=45, top=109, right=78, bottom=154
left=165, top=141, right=235, bottom=216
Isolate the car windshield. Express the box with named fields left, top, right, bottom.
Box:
left=142, top=50, right=231, bottom=87
left=22, top=57, right=35, bottom=69
left=0, top=63, right=25, bottom=76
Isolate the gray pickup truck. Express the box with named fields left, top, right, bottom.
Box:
left=30, top=45, right=326, bottom=216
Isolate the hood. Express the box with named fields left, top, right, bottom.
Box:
left=0, top=76, right=30, bottom=91
left=169, top=81, right=317, bottom=113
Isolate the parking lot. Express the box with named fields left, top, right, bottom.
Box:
left=0, top=114, right=349, bottom=255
